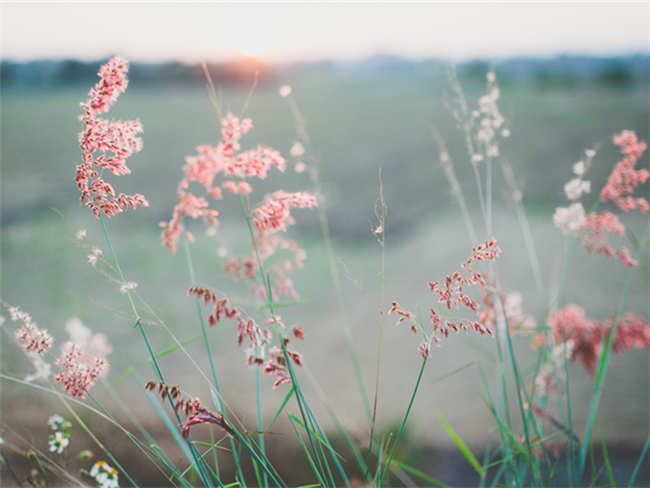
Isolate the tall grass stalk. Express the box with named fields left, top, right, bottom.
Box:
left=284, top=90, right=374, bottom=429
left=98, top=214, right=215, bottom=487
left=577, top=225, right=650, bottom=481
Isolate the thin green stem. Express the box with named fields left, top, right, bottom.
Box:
left=180, top=220, right=247, bottom=486
left=256, top=368, right=268, bottom=488
left=578, top=225, right=650, bottom=478
left=98, top=214, right=214, bottom=487
left=286, top=93, right=373, bottom=427
left=377, top=357, right=428, bottom=487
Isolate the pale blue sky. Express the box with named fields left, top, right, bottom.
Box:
left=2, top=2, right=649, bottom=63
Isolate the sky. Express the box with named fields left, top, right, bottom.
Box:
left=2, top=2, right=649, bottom=64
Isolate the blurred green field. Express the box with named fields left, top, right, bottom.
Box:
left=1, top=60, right=649, bottom=484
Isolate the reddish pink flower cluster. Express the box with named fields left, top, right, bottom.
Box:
left=388, top=301, right=417, bottom=332
left=554, top=131, right=648, bottom=267
left=54, top=344, right=106, bottom=398
left=252, top=190, right=318, bottom=235
left=546, top=304, right=650, bottom=377
left=188, top=286, right=302, bottom=386
left=160, top=113, right=289, bottom=252
left=580, top=211, right=638, bottom=266
left=479, top=291, right=537, bottom=332
left=601, top=131, right=649, bottom=213
left=8, top=306, right=53, bottom=355
left=76, top=56, right=148, bottom=218
left=145, top=382, right=236, bottom=440
left=428, top=238, right=499, bottom=338
left=391, top=240, right=499, bottom=359
left=263, top=344, right=303, bottom=388
left=178, top=397, right=236, bottom=440
left=161, top=114, right=316, bottom=301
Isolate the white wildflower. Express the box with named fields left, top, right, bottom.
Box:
left=48, top=431, right=69, bottom=454
left=572, top=160, right=586, bottom=177
left=290, top=141, right=305, bottom=157
left=48, top=414, right=64, bottom=430
left=553, top=203, right=586, bottom=234
left=564, top=178, right=591, bottom=200
left=90, top=461, right=119, bottom=488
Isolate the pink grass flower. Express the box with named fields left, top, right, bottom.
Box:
left=54, top=344, right=106, bottom=398
left=555, top=132, right=647, bottom=267
left=222, top=180, right=253, bottom=195
left=7, top=305, right=53, bottom=355
left=548, top=305, right=650, bottom=378
left=77, top=55, right=148, bottom=218
left=177, top=397, right=236, bottom=440
left=161, top=112, right=291, bottom=252
left=427, top=239, right=499, bottom=340
left=601, top=131, right=649, bottom=214
left=252, top=190, right=317, bottom=235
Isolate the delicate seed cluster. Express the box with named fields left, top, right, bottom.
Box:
left=145, top=381, right=236, bottom=440
left=554, top=131, right=648, bottom=267
left=76, top=55, right=148, bottom=218
left=187, top=286, right=302, bottom=387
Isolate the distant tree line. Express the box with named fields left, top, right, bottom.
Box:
left=0, top=58, right=277, bottom=90
left=1, top=55, right=648, bottom=91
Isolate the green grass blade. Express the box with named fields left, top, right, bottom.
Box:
left=111, top=366, right=134, bottom=388
left=154, top=335, right=203, bottom=358
left=388, top=458, right=449, bottom=487
left=597, top=422, right=615, bottom=486
left=377, top=358, right=427, bottom=487
left=287, top=413, right=345, bottom=461
left=434, top=410, right=486, bottom=477
left=258, top=299, right=312, bottom=310
left=267, top=386, right=295, bottom=430
left=578, top=225, right=650, bottom=478
left=288, top=416, right=327, bottom=487
left=138, top=379, right=198, bottom=473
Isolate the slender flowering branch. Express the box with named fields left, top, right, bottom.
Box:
left=76, top=55, right=148, bottom=218
left=554, top=131, right=648, bottom=267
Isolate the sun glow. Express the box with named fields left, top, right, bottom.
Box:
left=233, top=7, right=272, bottom=58
left=235, top=35, right=270, bottom=57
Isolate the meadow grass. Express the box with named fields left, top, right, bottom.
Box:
left=1, top=58, right=649, bottom=487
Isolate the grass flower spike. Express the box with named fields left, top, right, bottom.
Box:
left=76, top=55, right=148, bottom=218
left=554, top=131, right=648, bottom=267
left=54, top=344, right=107, bottom=398
left=6, top=304, right=53, bottom=355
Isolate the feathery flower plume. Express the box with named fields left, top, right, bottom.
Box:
left=554, top=131, right=647, bottom=267
left=601, top=131, right=649, bottom=213
left=54, top=344, right=106, bottom=398
left=145, top=385, right=236, bottom=441
left=76, top=55, right=148, bottom=218
left=6, top=305, right=53, bottom=355
left=161, top=112, right=288, bottom=252
left=253, top=190, right=318, bottom=235
left=544, top=304, right=650, bottom=378
left=428, top=238, right=499, bottom=339
left=163, top=111, right=316, bottom=300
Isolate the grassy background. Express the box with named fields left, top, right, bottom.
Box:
left=1, top=59, right=649, bottom=485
